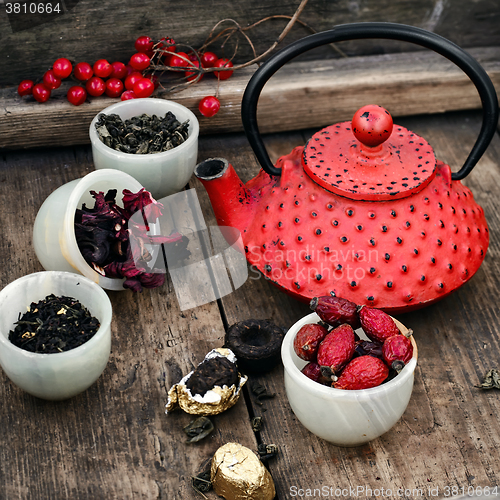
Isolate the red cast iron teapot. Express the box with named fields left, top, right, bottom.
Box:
left=194, top=23, right=499, bottom=313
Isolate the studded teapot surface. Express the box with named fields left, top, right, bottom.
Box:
left=194, top=23, right=498, bottom=312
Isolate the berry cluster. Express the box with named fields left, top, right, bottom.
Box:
left=17, top=53, right=157, bottom=106
left=17, top=35, right=234, bottom=117
left=294, top=295, right=414, bottom=390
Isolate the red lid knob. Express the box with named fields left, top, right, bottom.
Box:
left=352, top=104, right=393, bottom=147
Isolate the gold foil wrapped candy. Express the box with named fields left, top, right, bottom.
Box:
left=211, top=443, right=276, bottom=500
left=165, top=348, right=247, bottom=416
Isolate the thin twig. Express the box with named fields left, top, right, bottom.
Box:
left=227, top=0, right=311, bottom=70
left=154, top=0, right=329, bottom=95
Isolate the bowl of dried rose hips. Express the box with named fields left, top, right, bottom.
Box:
left=0, top=271, right=112, bottom=400
left=89, top=98, right=199, bottom=200
left=281, top=296, right=418, bottom=446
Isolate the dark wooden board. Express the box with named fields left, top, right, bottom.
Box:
left=1, top=109, right=500, bottom=499
left=1, top=47, right=499, bottom=150
left=1, top=0, right=500, bottom=87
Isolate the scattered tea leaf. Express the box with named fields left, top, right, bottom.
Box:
left=184, top=416, right=214, bottom=443
left=250, top=381, right=276, bottom=405
left=251, top=416, right=263, bottom=432
left=258, top=443, right=279, bottom=462
left=192, top=458, right=212, bottom=497
left=479, top=369, right=500, bottom=390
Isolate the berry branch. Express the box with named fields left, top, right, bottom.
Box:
left=17, top=0, right=348, bottom=118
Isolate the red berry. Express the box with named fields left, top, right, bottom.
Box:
left=163, top=53, right=174, bottom=66
left=158, top=36, right=176, bottom=53
left=121, top=90, right=137, bottom=101
left=333, top=355, right=389, bottom=390
left=42, top=69, right=61, bottom=90
left=52, top=58, right=72, bottom=79
left=129, top=52, right=150, bottom=71
left=352, top=105, right=393, bottom=147
left=293, top=323, right=329, bottom=362
left=93, top=59, right=113, bottom=78
left=67, top=86, right=87, bottom=106
left=17, top=79, right=34, bottom=97
left=110, top=61, right=127, bottom=80
left=316, top=323, right=356, bottom=376
left=169, top=52, right=190, bottom=68
left=200, top=51, right=218, bottom=68
left=124, top=72, right=143, bottom=91
left=198, top=96, right=220, bottom=117
left=185, top=59, right=203, bottom=82
left=133, top=78, right=154, bottom=98
left=310, top=296, right=360, bottom=329
left=214, top=58, right=234, bottom=80
left=105, top=78, right=124, bottom=98
left=124, top=64, right=135, bottom=77
left=135, top=36, right=154, bottom=55
left=358, top=306, right=400, bottom=343
left=73, top=62, right=93, bottom=81
left=85, top=76, right=106, bottom=97
left=32, top=83, right=51, bottom=102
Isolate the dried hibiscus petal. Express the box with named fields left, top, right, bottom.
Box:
left=122, top=187, right=164, bottom=223
left=75, top=188, right=188, bottom=292
left=137, top=271, right=166, bottom=289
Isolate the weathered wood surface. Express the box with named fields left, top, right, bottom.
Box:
left=1, top=109, right=500, bottom=499
left=1, top=0, right=500, bottom=88
left=0, top=146, right=258, bottom=499
left=1, top=46, right=499, bottom=150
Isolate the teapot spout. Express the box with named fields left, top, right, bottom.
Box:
left=194, top=158, right=253, bottom=236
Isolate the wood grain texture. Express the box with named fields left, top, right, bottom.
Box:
left=1, top=109, right=500, bottom=499
left=193, top=110, right=500, bottom=499
left=1, top=0, right=500, bottom=87
left=1, top=46, right=499, bottom=150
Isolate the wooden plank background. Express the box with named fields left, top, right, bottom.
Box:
left=1, top=0, right=500, bottom=88
left=1, top=46, right=499, bottom=150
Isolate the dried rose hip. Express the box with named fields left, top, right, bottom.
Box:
left=358, top=305, right=400, bottom=343
left=317, top=323, right=355, bottom=378
left=382, top=334, right=413, bottom=370
left=354, top=340, right=383, bottom=360
left=310, top=295, right=360, bottom=329
left=293, top=323, right=329, bottom=361
left=333, top=355, right=389, bottom=390
left=301, top=362, right=331, bottom=385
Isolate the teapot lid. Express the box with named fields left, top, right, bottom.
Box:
left=302, top=105, right=437, bottom=201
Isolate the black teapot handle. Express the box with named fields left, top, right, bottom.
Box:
left=241, top=22, right=499, bottom=180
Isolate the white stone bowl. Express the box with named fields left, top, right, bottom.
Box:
left=89, top=98, right=199, bottom=199
left=0, top=271, right=112, bottom=400
left=33, top=169, right=144, bottom=291
left=281, top=312, right=418, bottom=446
